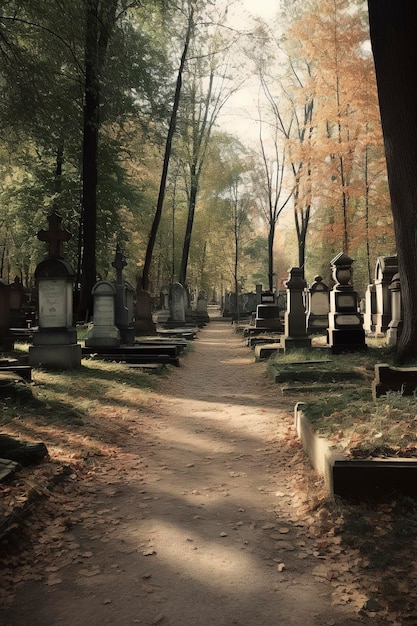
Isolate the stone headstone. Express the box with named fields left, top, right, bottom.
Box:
left=306, top=275, right=330, bottom=333
left=282, top=267, right=311, bottom=350
left=386, top=272, right=402, bottom=347
left=112, top=247, right=136, bottom=344
left=0, top=279, right=13, bottom=350
left=373, top=255, right=398, bottom=333
left=135, top=289, right=157, bottom=335
left=255, top=284, right=263, bottom=305
left=9, top=276, right=28, bottom=328
left=195, top=291, right=209, bottom=324
left=85, top=281, right=120, bottom=347
left=169, top=282, right=186, bottom=323
left=363, top=282, right=377, bottom=333
left=29, top=210, right=81, bottom=369
left=327, top=252, right=366, bottom=353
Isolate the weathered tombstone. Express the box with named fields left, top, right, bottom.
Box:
left=255, top=284, right=263, bottom=305
left=363, top=282, right=377, bottom=333
left=160, top=285, right=170, bottom=310
left=169, top=282, right=186, bottom=324
left=195, top=290, right=210, bottom=324
left=306, top=275, right=330, bottom=333
left=373, top=255, right=398, bottom=333
left=386, top=272, right=402, bottom=347
left=9, top=276, right=27, bottom=328
left=156, top=285, right=170, bottom=325
left=135, top=289, right=157, bottom=335
left=254, top=291, right=282, bottom=331
left=244, top=292, right=257, bottom=315
left=282, top=267, right=311, bottom=350
left=222, top=292, right=234, bottom=317
left=112, top=246, right=136, bottom=344
left=0, top=279, right=13, bottom=350
left=85, top=281, right=120, bottom=347
left=29, top=211, right=81, bottom=368
left=327, top=252, right=366, bottom=353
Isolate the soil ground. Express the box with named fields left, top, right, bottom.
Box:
left=0, top=315, right=410, bottom=625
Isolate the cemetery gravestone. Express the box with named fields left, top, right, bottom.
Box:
left=85, top=281, right=120, bottom=347
left=386, top=272, right=402, bottom=347
left=254, top=291, right=282, bottom=331
left=373, top=255, right=398, bottom=334
left=282, top=267, right=311, bottom=350
left=327, top=252, right=366, bottom=353
left=9, top=276, right=28, bottom=328
left=169, top=282, right=186, bottom=324
left=29, top=211, right=81, bottom=369
left=363, top=282, right=377, bottom=333
left=112, top=246, right=136, bottom=343
left=135, top=288, right=157, bottom=335
left=306, top=275, right=330, bottom=333
left=195, top=291, right=210, bottom=324
left=0, top=279, right=13, bottom=350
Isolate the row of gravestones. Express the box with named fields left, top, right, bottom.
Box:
left=247, top=252, right=404, bottom=353
left=0, top=211, right=209, bottom=369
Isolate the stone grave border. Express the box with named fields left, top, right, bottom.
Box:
left=294, top=403, right=417, bottom=500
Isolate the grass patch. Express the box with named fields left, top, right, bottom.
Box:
left=0, top=356, right=161, bottom=464
left=271, top=336, right=417, bottom=458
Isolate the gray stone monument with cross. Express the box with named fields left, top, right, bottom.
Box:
left=112, top=246, right=136, bottom=344
left=29, top=210, right=81, bottom=369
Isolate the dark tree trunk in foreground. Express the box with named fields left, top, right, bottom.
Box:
left=78, top=0, right=99, bottom=321
left=367, top=1, right=417, bottom=361
left=78, top=0, right=117, bottom=321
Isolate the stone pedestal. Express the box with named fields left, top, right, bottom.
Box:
left=327, top=253, right=366, bottom=353
left=282, top=267, right=311, bottom=350
left=386, top=273, right=402, bottom=347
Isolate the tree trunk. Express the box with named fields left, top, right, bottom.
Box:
left=78, top=0, right=117, bottom=321
left=78, top=0, right=99, bottom=321
left=179, top=172, right=197, bottom=286
left=367, top=1, right=417, bottom=361
left=268, top=227, right=274, bottom=292
left=141, top=7, right=194, bottom=292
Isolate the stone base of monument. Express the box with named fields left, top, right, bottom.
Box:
left=29, top=343, right=81, bottom=369
left=254, top=342, right=283, bottom=360
left=328, top=328, right=366, bottom=353
left=134, top=318, right=156, bottom=336
left=29, top=328, right=81, bottom=369
left=295, top=403, right=417, bottom=499
left=85, top=325, right=120, bottom=348
left=281, top=336, right=312, bottom=351
left=372, top=363, right=417, bottom=398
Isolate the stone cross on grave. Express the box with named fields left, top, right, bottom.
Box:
left=112, top=245, right=127, bottom=286
left=37, top=210, right=72, bottom=259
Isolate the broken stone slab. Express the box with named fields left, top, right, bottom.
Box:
left=0, top=434, right=48, bottom=467
left=0, top=457, right=20, bottom=482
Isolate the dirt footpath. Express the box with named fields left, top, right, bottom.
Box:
left=1, top=319, right=370, bottom=626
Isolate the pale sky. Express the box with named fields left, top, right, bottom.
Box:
left=219, top=1, right=280, bottom=143
left=239, top=0, right=278, bottom=20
